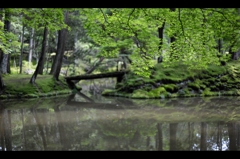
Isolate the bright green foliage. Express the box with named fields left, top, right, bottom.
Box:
left=82, top=8, right=240, bottom=78
left=22, top=8, right=69, bottom=31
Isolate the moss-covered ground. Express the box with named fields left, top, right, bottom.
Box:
left=0, top=74, right=72, bottom=99
left=102, top=61, right=240, bottom=99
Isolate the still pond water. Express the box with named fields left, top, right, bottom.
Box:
left=1, top=92, right=240, bottom=151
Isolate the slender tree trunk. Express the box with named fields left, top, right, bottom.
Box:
left=19, top=25, right=25, bottom=74
left=157, top=21, right=165, bottom=63
left=30, top=26, right=48, bottom=84
left=169, top=8, right=176, bottom=59
left=38, top=27, right=48, bottom=75
left=50, top=11, right=69, bottom=81
left=0, top=8, right=5, bottom=93
left=1, top=8, right=11, bottom=74
left=29, top=28, right=34, bottom=67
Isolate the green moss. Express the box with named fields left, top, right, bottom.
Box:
left=132, top=89, right=149, bottom=99
left=207, top=77, right=216, bottom=84
left=149, top=87, right=167, bottom=98
left=220, top=75, right=228, bottom=82
left=202, top=88, right=215, bottom=96
left=102, top=89, right=116, bottom=96
left=188, top=83, right=200, bottom=90
left=163, top=84, right=178, bottom=92
left=2, top=74, right=70, bottom=98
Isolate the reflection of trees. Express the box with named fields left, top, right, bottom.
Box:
left=227, top=121, right=237, bottom=151
left=21, top=109, right=27, bottom=149
left=0, top=102, right=12, bottom=151
left=156, top=123, right=163, bottom=150
left=96, top=118, right=157, bottom=150
left=169, top=123, right=178, bottom=150
left=54, top=105, right=70, bottom=150
left=188, top=122, right=194, bottom=150
left=31, top=108, right=47, bottom=150
left=200, top=122, right=207, bottom=151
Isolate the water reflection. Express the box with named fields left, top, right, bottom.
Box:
left=1, top=95, right=240, bottom=150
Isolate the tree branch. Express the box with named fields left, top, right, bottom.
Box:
left=99, top=8, right=108, bottom=23
left=127, top=8, right=135, bottom=24
left=178, top=8, right=185, bottom=37
left=203, top=8, right=238, bottom=28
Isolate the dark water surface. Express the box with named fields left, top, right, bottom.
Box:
left=1, top=93, right=240, bottom=151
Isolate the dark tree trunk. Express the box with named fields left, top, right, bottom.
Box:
left=0, top=75, right=5, bottom=94
left=169, top=123, right=178, bottom=150
left=169, top=8, right=177, bottom=59
left=38, top=26, right=48, bottom=75
left=218, top=39, right=222, bottom=53
left=30, top=26, right=48, bottom=84
left=0, top=9, right=5, bottom=93
left=19, top=25, right=25, bottom=74
left=1, top=9, right=11, bottom=74
left=0, top=8, right=3, bottom=73
left=200, top=122, right=207, bottom=151
left=157, top=21, right=165, bottom=63
left=50, top=11, right=69, bottom=81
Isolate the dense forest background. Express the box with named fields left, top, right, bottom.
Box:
left=0, top=8, right=240, bottom=90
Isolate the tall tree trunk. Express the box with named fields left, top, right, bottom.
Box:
left=19, top=25, right=25, bottom=74
left=157, top=21, right=165, bottom=63
left=1, top=8, right=11, bottom=74
left=169, top=8, right=176, bottom=59
left=50, top=11, right=69, bottom=81
left=29, top=28, right=34, bottom=67
left=0, top=8, right=5, bottom=93
left=0, top=74, right=5, bottom=94
left=38, top=27, right=48, bottom=75
left=30, top=26, right=48, bottom=84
